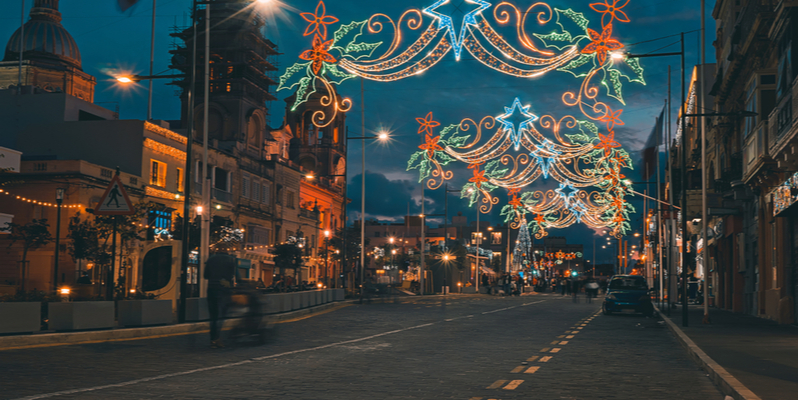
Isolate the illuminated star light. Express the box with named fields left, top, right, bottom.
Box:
left=554, top=181, right=580, bottom=206
left=423, top=0, right=491, bottom=61
left=496, top=97, right=538, bottom=151
left=530, top=140, right=560, bottom=179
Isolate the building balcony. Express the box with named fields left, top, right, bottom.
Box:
left=768, top=77, right=798, bottom=167
left=742, top=120, right=774, bottom=184
left=299, top=207, right=318, bottom=221
left=212, top=188, right=232, bottom=203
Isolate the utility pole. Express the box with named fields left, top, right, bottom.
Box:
left=680, top=32, right=689, bottom=327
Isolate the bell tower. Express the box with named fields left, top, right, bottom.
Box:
left=169, top=0, right=279, bottom=147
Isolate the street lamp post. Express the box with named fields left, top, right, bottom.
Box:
left=344, top=132, right=388, bottom=295
left=53, top=188, right=64, bottom=293
left=324, top=230, right=330, bottom=287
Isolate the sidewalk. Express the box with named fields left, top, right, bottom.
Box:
left=657, top=304, right=797, bottom=400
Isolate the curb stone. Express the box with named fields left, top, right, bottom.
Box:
left=656, top=309, right=762, bottom=400
left=0, top=301, right=348, bottom=350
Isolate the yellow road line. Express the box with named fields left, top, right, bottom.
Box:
left=503, top=380, right=524, bottom=390
left=550, top=348, right=561, bottom=353
left=540, top=347, right=551, bottom=352
left=539, top=356, right=552, bottom=362
left=524, top=366, right=540, bottom=374
left=526, top=355, right=539, bottom=362
left=550, top=340, right=559, bottom=345
left=566, top=335, right=574, bottom=339
left=510, top=365, right=525, bottom=373
left=559, top=341, right=569, bottom=345
left=572, top=331, right=580, bottom=334
left=486, top=380, right=507, bottom=389
left=557, top=335, right=565, bottom=338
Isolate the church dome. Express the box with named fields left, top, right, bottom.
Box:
left=4, top=0, right=82, bottom=69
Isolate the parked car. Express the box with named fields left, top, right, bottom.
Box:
left=602, top=275, right=654, bottom=316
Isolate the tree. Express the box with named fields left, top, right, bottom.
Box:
left=273, top=243, right=303, bottom=277
left=2, top=219, right=53, bottom=291
left=327, top=226, right=370, bottom=274
left=65, top=203, right=150, bottom=297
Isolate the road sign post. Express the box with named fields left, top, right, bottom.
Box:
left=95, top=169, right=135, bottom=300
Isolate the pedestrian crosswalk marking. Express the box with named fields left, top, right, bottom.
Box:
left=539, top=356, right=552, bottom=362
left=559, top=341, right=569, bottom=345
left=510, top=366, right=525, bottom=373
left=524, top=366, right=540, bottom=374
left=572, top=331, right=580, bottom=334
left=566, top=335, right=574, bottom=339
left=503, top=380, right=524, bottom=390
left=550, top=348, right=561, bottom=353
left=577, top=327, right=584, bottom=329
left=526, top=356, right=539, bottom=362
left=550, top=340, right=559, bottom=345
left=557, top=335, right=565, bottom=338
left=565, top=330, right=573, bottom=334
left=486, top=380, right=507, bottom=389
left=540, top=348, right=550, bottom=352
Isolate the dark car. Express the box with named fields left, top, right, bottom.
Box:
left=602, top=275, right=654, bottom=316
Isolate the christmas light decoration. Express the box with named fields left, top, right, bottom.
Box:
left=281, top=1, right=645, bottom=237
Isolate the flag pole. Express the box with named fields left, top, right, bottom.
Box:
left=18, top=0, right=24, bottom=91
left=147, top=0, right=156, bottom=120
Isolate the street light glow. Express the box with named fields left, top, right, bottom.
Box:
left=324, top=230, right=330, bottom=237
left=378, top=132, right=389, bottom=140
left=305, top=174, right=315, bottom=179
left=610, top=51, right=626, bottom=60
left=116, top=76, right=133, bottom=83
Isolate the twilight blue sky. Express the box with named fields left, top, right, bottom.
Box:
left=0, top=0, right=717, bottom=263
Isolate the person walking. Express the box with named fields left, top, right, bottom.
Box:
left=205, top=249, right=236, bottom=348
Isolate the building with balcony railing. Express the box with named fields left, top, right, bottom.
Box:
left=707, top=0, right=796, bottom=324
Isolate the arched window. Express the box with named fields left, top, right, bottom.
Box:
left=247, top=114, right=261, bottom=147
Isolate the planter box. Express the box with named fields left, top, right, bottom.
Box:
left=186, top=297, right=209, bottom=321
left=117, top=300, right=173, bottom=327
left=291, top=293, right=301, bottom=310
left=334, top=289, right=345, bottom=301
left=300, top=291, right=309, bottom=308
left=0, top=302, right=41, bottom=334
left=263, top=294, right=281, bottom=314
left=49, top=301, right=115, bottom=331
left=278, top=293, right=292, bottom=312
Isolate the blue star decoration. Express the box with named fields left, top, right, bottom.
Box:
left=530, top=140, right=561, bottom=179
left=496, top=97, right=538, bottom=151
left=555, top=181, right=580, bottom=206
left=423, top=0, right=491, bottom=61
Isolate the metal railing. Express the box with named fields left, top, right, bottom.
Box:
left=768, top=77, right=798, bottom=158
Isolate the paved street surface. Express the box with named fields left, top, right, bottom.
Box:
left=2, top=293, right=724, bottom=399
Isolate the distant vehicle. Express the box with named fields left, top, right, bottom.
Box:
left=602, top=275, right=654, bottom=316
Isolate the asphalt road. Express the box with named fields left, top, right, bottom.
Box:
left=1, top=293, right=725, bottom=399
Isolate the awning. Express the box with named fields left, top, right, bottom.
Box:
left=480, top=266, right=496, bottom=276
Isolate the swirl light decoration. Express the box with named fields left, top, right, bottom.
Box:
left=282, top=1, right=646, bottom=238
